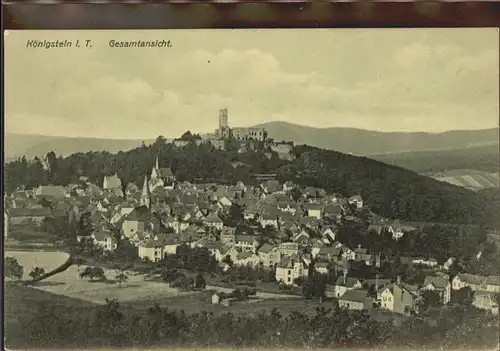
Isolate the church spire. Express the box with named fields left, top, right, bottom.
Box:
left=140, top=175, right=150, bottom=208
left=151, top=156, right=159, bottom=180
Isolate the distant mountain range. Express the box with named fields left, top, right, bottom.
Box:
left=256, top=121, right=499, bottom=156
left=4, top=134, right=156, bottom=161
left=4, top=122, right=499, bottom=161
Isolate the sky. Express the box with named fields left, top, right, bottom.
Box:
left=4, top=28, right=499, bottom=139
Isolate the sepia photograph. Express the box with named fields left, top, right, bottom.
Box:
left=3, top=28, right=500, bottom=350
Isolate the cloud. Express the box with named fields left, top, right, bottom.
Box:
left=4, top=30, right=498, bottom=137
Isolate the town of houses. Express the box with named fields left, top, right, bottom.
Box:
left=5, top=153, right=499, bottom=317
left=4, top=109, right=499, bottom=317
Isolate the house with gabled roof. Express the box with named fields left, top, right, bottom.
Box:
left=218, top=196, right=232, bottom=208
left=282, top=181, right=295, bottom=193
left=243, top=204, right=259, bottom=221
left=138, top=239, right=165, bottom=262
left=261, top=180, right=283, bottom=195
left=235, top=234, right=259, bottom=252
left=353, top=245, right=368, bottom=260
left=278, top=242, right=300, bottom=257
left=204, top=213, right=224, bottom=230
left=338, top=289, right=373, bottom=311
left=257, top=243, right=281, bottom=268
left=314, top=261, right=329, bottom=275
left=324, top=204, right=343, bottom=222
left=8, top=207, right=53, bottom=226
left=473, top=290, right=499, bottom=315
left=378, top=277, right=419, bottom=315
left=103, top=173, right=122, bottom=190
left=321, top=227, right=337, bottom=244
left=452, top=273, right=487, bottom=291
left=341, top=246, right=356, bottom=261
left=260, top=212, right=279, bottom=229
left=278, top=202, right=299, bottom=215
left=275, top=256, right=309, bottom=285
left=311, top=240, right=326, bottom=258
left=348, top=195, right=363, bottom=209
left=485, top=275, right=500, bottom=292
left=91, top=230, right=118, bottom=251
left=421, top=276, right=452, bottom=304
left=121, top=205, right=151, bottom=238
left=306, top=202, right=325, bottom=219
left=214, top=245, right=232, bottom=263
left=316, top=246, right=342, bottom=262
left=334, top=276, right=363, bottom=297
left=293, top=230, right=310, bottom=245
left=34, top=185, right=67, bottom=199
left=234, top=251, right=261, bottom=267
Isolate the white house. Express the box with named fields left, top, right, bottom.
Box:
left=334, top=276, right=362, bottom=298
left=485, top=275, right=500, bottom=292
left=275, top=257, right=309, bottom=285
left=452, top=273, right=486, bottom=291
left=306, top=203, right=324, bottom=219
left=91, top=231, right=118, bottom=252
left=204, top=213, right=224, bottom=231
left=138, top=239, right=164, bottom=262
left=234, top=234, right=259, bottom=252
left=278, top=242, right=300, bottom=257
left=348, top=195, right=363, bottom=209
left=421, top=276, right=452, bottom=304
left=260, top=213, right=279, bottom=229
left=257, top=243, right=282, bottom=268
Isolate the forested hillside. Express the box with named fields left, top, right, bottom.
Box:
left=4, top=137, right=499, bottom=228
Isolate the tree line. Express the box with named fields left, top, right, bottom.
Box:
left=4, top=136, right=499, bottom=229
left=7, top=293, right=498, bottom=350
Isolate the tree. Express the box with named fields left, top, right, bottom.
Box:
left=29, top=266, right=46, bottom=281
left=290, top=187, right=302, bottom=202
left=115, top=272, right=128, bottom=287
left=80, top=266, right=106, bottom=282
left=222, top=254, right=234, bottom=267
left=226, top=203, right=244, bottom=226
left=302, top=273, right=327, bottom=302
left=5, top=257, right=24, bottom=281
left=162, top=269, right=184, bottom=285
left=195, top=273, right=207, bottom=290
left=73, top=257, right=86, bottom=272
left=451, top=286, right=474, bottom=306
left=171, top=274, right=194, bottom=291
left=77, top=212, right=94, bottom=237
left=418, top=290, right=442, bottom=312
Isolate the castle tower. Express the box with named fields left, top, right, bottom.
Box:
left=219, top=108, right=228, bottom=128
left=217, top=108, right=231, bottom=140
left=140, top=175, right=151, bottom=208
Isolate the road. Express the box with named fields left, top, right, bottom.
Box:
left=206, top=285, right=302, bottom=299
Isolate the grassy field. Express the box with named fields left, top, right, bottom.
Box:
left=5, top=250, right=70, bottom=280
left=426, top=169, right=499, bottom=191
left=4, top=283, right=102, bottom=348
left=123, top=288, right=330, bottom=316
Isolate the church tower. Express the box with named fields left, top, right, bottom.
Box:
left=151, top=156, right=159, bottom=179
left=140, top=175, right=151, bottom=208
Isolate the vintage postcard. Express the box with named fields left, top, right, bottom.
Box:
left=3, top=28, right=500, bottom=350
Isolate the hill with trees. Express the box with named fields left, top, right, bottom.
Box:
left=4, top=136, right=499, bottom=228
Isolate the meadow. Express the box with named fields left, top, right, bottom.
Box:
left=428, top=169, right=499, bottom=190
